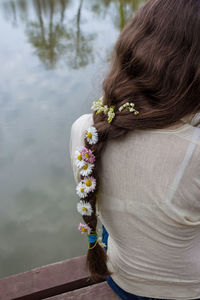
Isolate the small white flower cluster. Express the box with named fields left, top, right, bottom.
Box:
left=91, top=96, right=109, bottom=114
left=107, top=106, right=115, bottom=123
left=97, top=236, right=106, bottom=248
left=119, top=102, right=139, bottom=114
left=91, top=97, right=115, bottom=123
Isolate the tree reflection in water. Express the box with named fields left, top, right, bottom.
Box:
left=91, top=0, right=144, bottom=31
left=0, top=0, right=147, bottom=278
left=1, top=0, right=146, bottom=69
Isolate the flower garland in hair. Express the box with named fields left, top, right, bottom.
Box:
left=74, top=96, right=140, bottom=251
left=74, top=128, right=106, bottom=249
left=91, top=96, right=140, bottom=123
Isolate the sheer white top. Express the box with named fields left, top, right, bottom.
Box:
left=70, top=113, right=200, bottom=300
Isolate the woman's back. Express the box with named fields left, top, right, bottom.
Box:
left=70, top=113, right=200, bottom=299
left=70, top=1, right=200, bottom=297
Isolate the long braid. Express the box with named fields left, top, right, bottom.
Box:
left=83, top=113, right=117, bottom=282
left=75, top=97, right=137, bottom=282
left=75, top=111, right=113, bottom=283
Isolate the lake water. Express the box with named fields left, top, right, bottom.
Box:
left=0, top=0, right=145, bottom=278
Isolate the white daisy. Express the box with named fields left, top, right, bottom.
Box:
left=77, top=200, right=93, bottom=216
left=82, top=176, right=96, bottom=193
left=76, top=182, right=88, bottom=198
left=78, top=223, right=91, bottom=235
left=85, top=126, right=98, bottom=145
left=79, top=162, right=94, bottom=176
left=74, top=148, right=85, bottom=168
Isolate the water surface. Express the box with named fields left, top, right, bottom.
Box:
left=0, top=0, right=145, bottom=278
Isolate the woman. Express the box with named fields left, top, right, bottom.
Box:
left=69, top=0, right=200, bottom=299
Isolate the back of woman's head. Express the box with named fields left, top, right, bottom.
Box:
left=103, top=0, right=200, bottom=131
left=76, top=0, right=200, bottom=282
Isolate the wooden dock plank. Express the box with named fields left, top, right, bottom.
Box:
left=46, top=281, right=120, bottom=300
left=0, top=255, right=102, bottom=300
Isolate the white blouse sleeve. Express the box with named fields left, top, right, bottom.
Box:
left=69, top=113, right=93, bottom=184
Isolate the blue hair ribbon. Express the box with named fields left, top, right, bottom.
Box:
left=88, top=233, right=98, bottom=243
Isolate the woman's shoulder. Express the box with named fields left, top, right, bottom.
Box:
left=70, top=113, right=93, bottom=148
left=71, top=113, right=93, bottom=133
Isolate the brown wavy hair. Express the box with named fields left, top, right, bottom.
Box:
left=81, top=0, right=200, bottom=282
